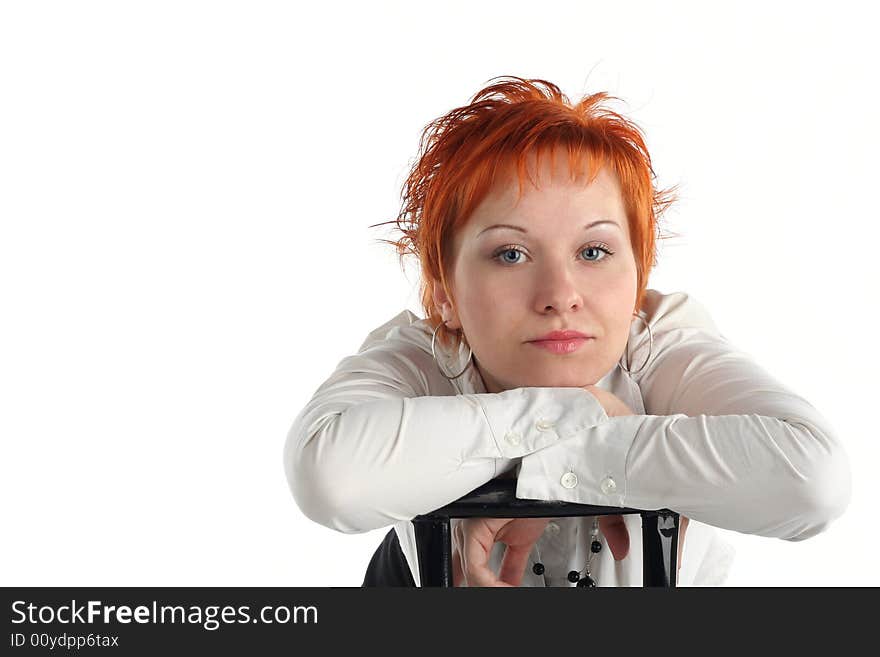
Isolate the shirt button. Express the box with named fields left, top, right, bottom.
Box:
left=545, top=521, right=560, bottom=536
left=504, top=431, right=522, bottom=446
left=560, top=471, right=578, bottom=489
left=535, top=418, right=555, bottom=431
left=600, top=476, right=617, bottom=495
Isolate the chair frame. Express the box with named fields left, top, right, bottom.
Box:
left=411, top=477, right=682, bottom=587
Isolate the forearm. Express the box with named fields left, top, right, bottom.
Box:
left=285, top=386, right=607, bottom=533
left=517, top=412, right=851, bottom=541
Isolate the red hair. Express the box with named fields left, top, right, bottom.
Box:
left=371, top=75, right=679, bottom=349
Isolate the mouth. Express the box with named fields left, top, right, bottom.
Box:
left=531, top=330, right=592, bottom=341
left=527, top=337, right=593, bottom=354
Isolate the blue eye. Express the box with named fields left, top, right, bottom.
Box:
left=496, top=247, right=525, bottom=264
left=492, top=243, right=615, bottom=265
left=580, top=245, right=611, bottom=262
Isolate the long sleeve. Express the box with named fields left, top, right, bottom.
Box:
left=516, top=298, right=853, bottom=542
left=284, top=337, right=609, bottom=533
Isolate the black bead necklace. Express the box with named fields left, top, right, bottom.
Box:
left=532, top=517, right=602, bottom=587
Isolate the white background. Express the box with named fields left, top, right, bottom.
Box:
left=1, top=0, right=877, bottom=586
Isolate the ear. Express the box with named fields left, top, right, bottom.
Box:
left=431, top=280, right=462, bottom=331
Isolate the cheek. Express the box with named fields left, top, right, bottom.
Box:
left=593, top=272, right=638, bottom=344
left=459, top=289, right=509, bottom=344
left=454, top=265, right=509, bottom=319
left=595, top=264, right=636, bottom=302
left=605, top=260, right=638, bottom=310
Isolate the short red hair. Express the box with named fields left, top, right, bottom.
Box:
left=372, top=76, right=679, bottom=349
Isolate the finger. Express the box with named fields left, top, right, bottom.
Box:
left=497, top=544, right=533, bottom=586
left=677, top=516, right=690, bottom=577
left=454, top=523, right=471, bottom=587
left=599, top=515, right=630, bottom=560
left=452, top=547, right=465, bottom=587
left=461, top=520, right=502, bottom=587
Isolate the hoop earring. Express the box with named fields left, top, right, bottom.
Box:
left=619, top=311, right=653, bottom=376
left=431, top=320, right=474, bottom=380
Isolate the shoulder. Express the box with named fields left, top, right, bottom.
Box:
left=356, top=309, right=432, bottom=354
left=352, top=309, right=469, bottom=395
left=624, top=289, right=725, bottom=381
left=351, top=309, right=438, bottom=377
left=308, top=310, right=438, bottom=399
left=358, top=310, right=439, bottom=355
left=639, top=288, right=721, bottom=335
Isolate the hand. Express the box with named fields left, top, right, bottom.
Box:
left=546, top=515, right=688, bottom=568
left=582, top=384, right=636, bottom=417
left=452, top=517, right=550, bottom=587
left=451, top=513, right=689, bottom=585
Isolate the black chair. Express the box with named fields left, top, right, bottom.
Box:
left=364, top=477, right=682, bottom=587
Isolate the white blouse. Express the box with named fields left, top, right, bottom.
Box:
left=283, top=289, right=852, bottom=586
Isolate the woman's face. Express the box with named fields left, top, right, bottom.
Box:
left=432, top=155, right=638, bottom=392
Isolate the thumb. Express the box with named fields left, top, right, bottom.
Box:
left=598, top=515, right=630, bottom=561
left=498, top=544, right=532, bottom=587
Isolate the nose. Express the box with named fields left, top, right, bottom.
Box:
left=533, top=259, right=584, bottom=314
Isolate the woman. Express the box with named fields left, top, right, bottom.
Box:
left=284, top=76, right=851, bottom=586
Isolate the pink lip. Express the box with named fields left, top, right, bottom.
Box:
left=531, top=329, right=591, bottom=341
left=528, top=337, right=592, bottom=354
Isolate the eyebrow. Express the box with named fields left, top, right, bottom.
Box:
left=476, top=220, right=620, bottom=237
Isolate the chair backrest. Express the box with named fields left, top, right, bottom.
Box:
left=410, top=477, right=681, bottom=587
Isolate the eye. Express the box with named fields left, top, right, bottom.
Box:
left=494, top=246, right=527, bottom=265
left=491, top=243, right=615, bottom=266
left=580, top=245, right=613, bottom=262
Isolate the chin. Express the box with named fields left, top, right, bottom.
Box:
left=513, top=374, right=593, bottom=389
left=480, top=360, right=605, bottom=392
left=543, top=363, right=613, bottom=387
